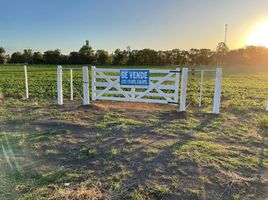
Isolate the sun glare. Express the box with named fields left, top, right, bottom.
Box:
left=246, top=20, right=268, bottom=47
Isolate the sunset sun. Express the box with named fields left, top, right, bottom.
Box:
left=246, top=20, right=268, bottom=47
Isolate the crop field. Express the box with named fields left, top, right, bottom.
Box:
left=0, top=65, right=268, bottom=200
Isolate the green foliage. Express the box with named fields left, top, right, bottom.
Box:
left=95, top=49, right=110, bottom=65
left=0, top=47, right=6, bottom=64
left=259, top=116, right=268, bottom=130
left=43, top=49, right=62, bottom=64
left=109, top=148, right=119, bottom=158
left=33, top=52, right=43, bottom=64
left=79, top=40, right=95, bottom=64
left=149, top=184, right=170, bottom=198
left=69, top=51, right=82, bottom=64
left=2, top=43, right=268, bottom=66
left=172, top=140, right=262, bottom=171
left=23, top=49, right=33, bottom=64
left=187, top=189, right=201, bottom=199
left=10, top=52, right=24, bottom=63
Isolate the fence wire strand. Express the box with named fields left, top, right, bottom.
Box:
left=62, top=71, right=84, bottom=102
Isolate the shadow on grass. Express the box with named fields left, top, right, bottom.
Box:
left=1, top=105, right=266, bottom=199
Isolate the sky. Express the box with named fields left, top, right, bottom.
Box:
left=1, top=0, right=268, bottom=54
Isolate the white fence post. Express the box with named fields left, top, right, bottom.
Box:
left=91, top=66, right=96, bottom=101
left=179, top=68, right=188, bottom=112
left=82, top=66, right=90, bottom=105
left=199, top=70, right=204, bottom=107
left=174, top=68, right=180, bottom=103
left=24, top=65, right=29, bottom=99
left=212, top=68, right=222, bottom=114
left=57, top=65, right=63, bottom=105
left=70, top=69, right=73, bottom=101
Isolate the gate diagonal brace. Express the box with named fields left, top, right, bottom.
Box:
left=96, top=72, right=131, bottom=99
left=155, top=86, right=173, bottom=102
left=98, top=71, right=131, bottom=99
left=135, top=73, right=175, bottom=100
left=95, top=76, right=119, bottom=99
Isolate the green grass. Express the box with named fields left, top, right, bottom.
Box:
left=0, top=65, right=267, bottom=199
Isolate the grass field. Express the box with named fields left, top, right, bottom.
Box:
left=0, top=65, right=267, bottom=200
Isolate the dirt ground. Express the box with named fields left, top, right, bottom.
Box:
left=0, top=99, right=267, bottom=200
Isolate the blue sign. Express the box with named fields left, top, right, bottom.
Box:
left=120, top=70, right=150, bottom=86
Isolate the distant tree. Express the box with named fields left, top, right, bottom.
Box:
left=43, top=49, right=62, bottom=64
left=127, top=50, right=138, bottom=65
left=189, top=48, right=199, bottom=65
left=0, top=47, right=5, bottom=54
left=95, top=50, right=109, bottom=65
left=79, top=40, right=95, bottom=64
left=0, top=56, right=4, bottom=64
left=224, top=46, right=268, bottom=66
left=169, top=49, right=178, bottom=65
left=33, top=52, right=44, bottom=64
left=221, top=48, right=243, bottom=65
left=216, top=42, right=229, bottom=64
left=69, top=51, right=81, bottom=64
left=4, top=41, right=268, bottom=68
left=193, top=49, right=212, bottom=65
left=0, top=47, right=6, bottom=64
left=136, top=49, right=158, bottom=65
left=113, top=49, right=127, bottom=65
left=157, top=51, right=167, bottom=65
left=60, top=55, right=69, bottom=64
left=243, top=46, right=267, bottom=66
left=5, top=54, right=10, bottom=64
left=181, top=50, right=190, bottom=64
left=126, top=46, right=131, bottom=64
left=10, top=52, right=24, bottom=63
left=23, top=49, right=33, bottom=64
left=216, top=42, right=229, bottom=54
left=173, top=50, right=190, bottom=65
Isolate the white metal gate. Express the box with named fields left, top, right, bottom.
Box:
left=91, top=67, right=180, bottom=104
left=57, top=66, right=222, bottom=113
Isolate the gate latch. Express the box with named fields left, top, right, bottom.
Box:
left=169, top=70, right=181, bottom=73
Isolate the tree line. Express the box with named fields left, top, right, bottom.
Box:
left=0, top=40, right=268, bottom=67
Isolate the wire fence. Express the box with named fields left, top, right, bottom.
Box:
left=0, top=66, right=219, bottom=109
left=0, top=66, right=84, bottom=99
